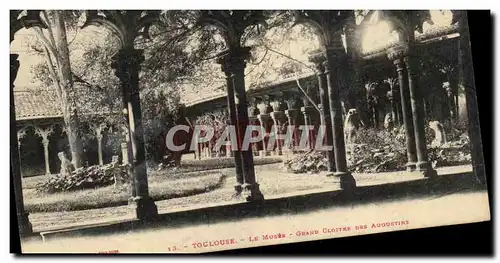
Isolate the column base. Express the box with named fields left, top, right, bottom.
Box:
left=243, top=183, right=264, bottom=202
left=405, top=162, right=417, bottom=172
left=129, top=196, right=158, bottom=220
left=328, top=171, right=357, bottom=190
left=17, top=212, right=33, bottom=236
left=416, top=161, right=438, bottom=178
left=259, top=150, right=268, bottom=157
left=232, top=184, right=243, bottom=198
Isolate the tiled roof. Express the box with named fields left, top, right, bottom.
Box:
left=14, top=88, right=63, bottom=120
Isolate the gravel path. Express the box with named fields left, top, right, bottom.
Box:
left=27, top=164, right=473, bottom=232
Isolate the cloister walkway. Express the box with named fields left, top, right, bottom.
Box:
left=26, top=164, right=473, bottom=232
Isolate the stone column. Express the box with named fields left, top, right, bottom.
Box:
left=111, top=48, right=157, bottom=219
left=248, top=116, right=260, bottom=156
left=11, top=53, right=32, bottom=235
left=270, top=111, right=284, bottom=156
left=324, top=47, right=356, bottom=190
left=225, top=144, right=233, bottom=157
left=309, top=52, right=335, bottom=172
left=218, top=48, right=263, bottom=201
left=196, top=139, right=202, bottom=160
left=457, top=11, right=486, bottom=183
left=257, top=113, right=269, bottom=156
left=42, top=137, right=51, bottom=175
left=300, top=106, right=314, bottom=150
left=388, top=48, right=418, bottom=171
left=94, top=124, right=106, bottom=166
left=405, top=52, right=437, bottom=178
left=97, top=132, right=104, bottom=166
left=121, top=142, right=129, bottom=164
left=208, top=141, right=213, bottom=158
left=119, top=96, right=136, bottom=199
left=284, top=108, right=298, bottom=152
left=17, top=127, right=27, bottom=169
left=35, top=126, right=53, bottom=175
left=390, top=78, right=404, bottom=126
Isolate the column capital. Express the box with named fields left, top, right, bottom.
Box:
left=257, top=113, right=270, bottom=122
left=17, top=127, right=27, bottom=145
left=270, top=98, right=286, bottom=112
left=387, top=45, right=410, bottom=61
left=216, top=46, right=252, bottom=75
left=111, top=48, right=145, bottom=79
left=323, top=46, right=345, bottom=58
left=248, top=104, right=259, bottom=118
left=257, top=97, right=271, bottom=115
left=301, top=106, right=315, bottom=115
left=284, top=95, right=300, bottom=110
left=92, top=122, right=107, bottom=140
left=285, top=108, right=299, bottom=118
left=308, top=50, right=326, bottom=74
left=34, top=125, right=54, bottom=141
left=270, top=111, right=284, bottom=121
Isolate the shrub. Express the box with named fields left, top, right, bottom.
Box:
left=283, top=126, right=472, bottom=174
left=36, top=162, right=130, bottom=194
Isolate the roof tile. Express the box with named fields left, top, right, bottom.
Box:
left=14, top=88, right=63, bottom=120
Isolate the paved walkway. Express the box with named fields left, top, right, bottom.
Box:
left=27, top=164, right=473, bottom=232
left=22, top=188, right=490, bottom=253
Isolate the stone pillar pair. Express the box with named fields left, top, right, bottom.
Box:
left=111, top=48, right=158, bottom=219
left=309, top=52, right=335, bottom=172
left=387, top=78, right=404, bottom=127
left=270, top=111, right=284, bottom=156
left=217, top=54, right=245, bottom=191
left=300, top=105, right=315, bottom=150
left=257, top=113, right=270, bottom=157
left=284, top=107, right=299, bottom=155
left=323, top=47, right=356, bottom=189
left=217, top=47, right=264, bottom=201
left=388, top=46, right=437, bottom=177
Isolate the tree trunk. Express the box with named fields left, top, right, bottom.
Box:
left=51, top=10, right=84, bottom=168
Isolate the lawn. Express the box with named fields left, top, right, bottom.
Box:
left=24, top=170, right=225, bottom=213
left=22, top=157, right=282, bottom=213
left=153, top=156, right=283, bottom=175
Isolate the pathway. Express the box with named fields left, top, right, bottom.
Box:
left=26, top=164, right=473, bottom=232
left=22, top=188, right=490, bottom=253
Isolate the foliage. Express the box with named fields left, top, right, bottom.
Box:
left=28, top=10, right=86, bottom=167
left=36, top=162, right=129, bottom=193
left=195, top=109, right=229, bottom=144
left=141, top=83, right=182, bottom=162
left=284, top=125, right=472, bottom=174
left=25, top=171, right=224, bottom=213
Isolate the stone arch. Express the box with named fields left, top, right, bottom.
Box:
left=18, top=125, right=44, bottom=177
left=48, top=123, right=69, bottom=174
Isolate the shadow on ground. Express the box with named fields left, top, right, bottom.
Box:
left=29, top=171, right=487, bottom=241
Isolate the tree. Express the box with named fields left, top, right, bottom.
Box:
left=29, top=10, right=85, bottom=168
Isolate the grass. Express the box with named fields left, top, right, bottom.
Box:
left=24, top=171, right=225, bottom=213
left=147, top=156, right=283, bottom=176
left=22, top=157, right=282, bottom=213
